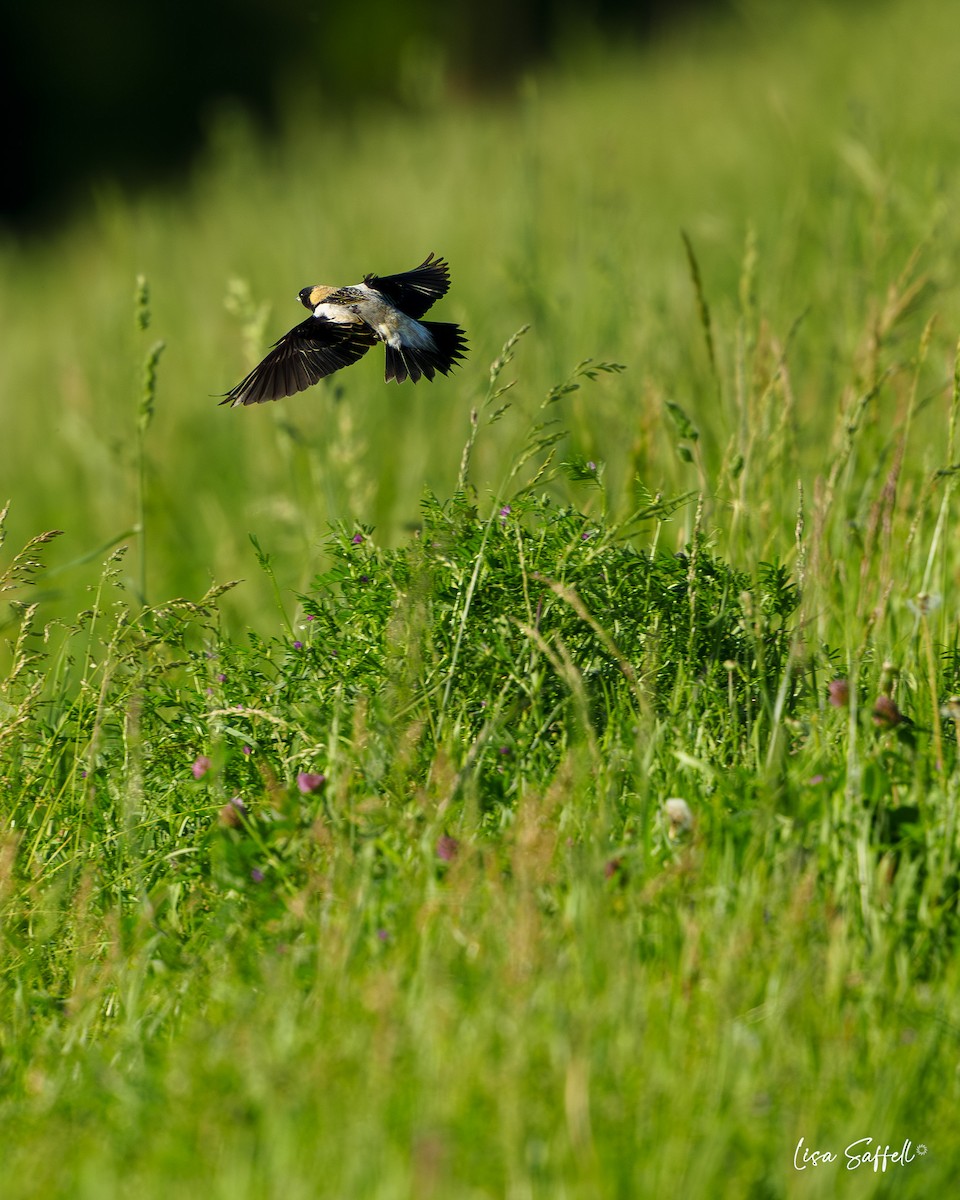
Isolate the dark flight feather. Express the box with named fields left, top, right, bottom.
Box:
left=362, top=252, right=451, bottom=320
left=221, top=317, right=375, bottom=406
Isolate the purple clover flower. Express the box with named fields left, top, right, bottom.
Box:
left=217, top=796, right=248, bottom=828
left=436, top=836, right=460, bottom=862
left=192, top=755, right=212, bottom=780
left=872, top=696, right=905, bottom=729
left=297, top=771, right=326, bottom=794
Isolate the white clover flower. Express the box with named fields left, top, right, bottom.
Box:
left=907, top=592, right=942, bottom=617
left=664, top=797, right=694, bottom=838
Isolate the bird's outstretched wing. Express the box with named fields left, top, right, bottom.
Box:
left=220, top=317, right=375, bottom=406
left=363, top=253, right=451, bottom=319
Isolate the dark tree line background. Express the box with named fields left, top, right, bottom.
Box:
left=1, top=0, right=746, bottom=231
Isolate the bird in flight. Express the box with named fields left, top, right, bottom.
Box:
left=221, top=253, right=468, bottom=406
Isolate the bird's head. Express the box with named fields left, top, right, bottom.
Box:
left=299, top=285, right=336, bottom=310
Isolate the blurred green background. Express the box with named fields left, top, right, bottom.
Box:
left=2, top=0, right=958, bottom=637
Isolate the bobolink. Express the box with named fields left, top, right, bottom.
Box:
left=222, top=253, right=468, bottom=406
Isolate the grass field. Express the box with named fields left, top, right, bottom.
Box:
left=3, top=0, right=960, bottom=1195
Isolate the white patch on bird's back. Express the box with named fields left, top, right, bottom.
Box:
left=313, top=302, right=362, bottom=326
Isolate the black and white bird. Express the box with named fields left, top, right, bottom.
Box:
left=221, top=253, right=468, bottom=406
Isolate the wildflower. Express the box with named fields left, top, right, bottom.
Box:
left=250, top=868, right=265, bottom=884
left=499, top=505, right=512, bottom=521
left=436, top=835, right=459, bottom=862
left=907, top=592, right=942, bottom=617
left=218, top=797, right=248, bottom=828
left=293, top=640, right=303, bottom=650
left=351, top=532, right=364, bottom=544
left=192, top=755, right=212, bottom=780
left=243, top=745, right=252, bottom=756
left=297, top=771, right=326, bottom=795
left=586, top=461, right=597, bottom=472
left=827, top=679, right=850, bottom=708
left=217, top=673, right=226, bottom=682
left=377, top=929, right=390, bottom=943
left=664, top=797, right=694, bottom=839
left=872, top=696, right=905, bottom=729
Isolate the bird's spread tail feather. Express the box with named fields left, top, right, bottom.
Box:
left=384, top=321, right=469, bottom=384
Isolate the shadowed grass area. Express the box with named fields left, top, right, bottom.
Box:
left=3, top=0, right=960, bottom=1195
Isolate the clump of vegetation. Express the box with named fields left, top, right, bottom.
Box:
left=0, top=356, right=799, bottom=928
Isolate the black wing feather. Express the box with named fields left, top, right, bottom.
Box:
left=362, top=252, right=451, bottom=319
left=221, top=316, right=375, bottom=406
